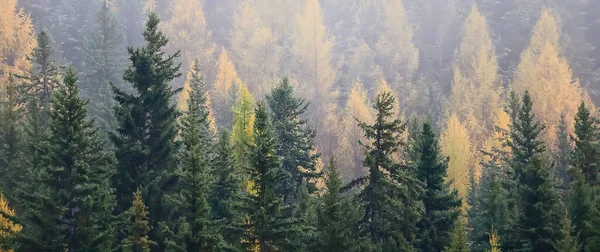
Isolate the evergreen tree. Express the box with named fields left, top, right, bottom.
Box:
left=349, top=90, right=422, bottom=250
left=0, top=76, right=23, bottom=195
left=241, top=102, right=299, bottom=251
left=210, top=131, right=244, bottom=250
left=267, top=77, right=320, bottom=204
left=19, top=68, right=116, bottom=251
left=415, top=122, right=462, bottom=252
left=555, top=113, right=571, bottom=186
left=446, top=219, right=469, bottom=252
left=314, top=158, right=363, bottom=252
left=110, top=13, right=181, bottom=247
left=123, top=189, right=155, bottom=252
left=231, top=82, right=254, bottom=173
left=0, top=193, right=22, bottom=251
left=163, top=61, right=220, bottom=251
left=568, top=167, right=594, bottom=250
left=556, top=213, right=580, bottom=252
left=571, top=101, right=600, bottom=185
left=82, top=0, right=126, bottom=137
left=518, top=154, right=563, bottom=251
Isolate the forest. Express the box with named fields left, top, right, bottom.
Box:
left=1, top=0, right=600, bottom=251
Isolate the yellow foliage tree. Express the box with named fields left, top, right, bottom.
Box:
left=230, top=0, right=281, bottom=97
left=290, top=0, right=338, bottom=156
left=448, top=5, right=500, bottom=143
left=0, top=193, right=22, bottom=252
left=514, top=9, right=588, bottom=145
left=336, top=81, right=374, bottom=179
left=0, top=0, right=35, bottom=85
left=211, top=48, right=244, bottom=128
left=231, top=82, right=255, bottom=170
left=441, top=113, right=471, bottom=201
left=254, top=0, right=300, bottom=39
left=163, top=0, right=216, bottom=74
left=374, top=0, right=419, bottom=81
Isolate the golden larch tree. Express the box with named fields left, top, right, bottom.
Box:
left=0, top=0, right=35, bottom=85
left=0, top=193, right=22, bottom=252
left=513, top=9, right=589, bottom=145
left=230, top=0, right=281, bottom=97
left=231, top=82, right=255, bottom=170
left=163, top=0, right=216, bottom=74
left=441, top=113, right=472, bottom=201
left=336, top=81, right=375, bottom=180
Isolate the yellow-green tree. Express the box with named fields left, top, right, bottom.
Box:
left=374, top=0, right=419, bottom=82
left=230, top=0, right=281, bottom=97
left=163, top=0, right=216, bottom=73
left=0, top=193, right=21, bottom=252
left=178, top=63, right=217, bottom=135
left=290, top=0, right=338, bottom=156
left=211, top=48, right=244, bottom=128
left=513, top=9, right=588, bottom=145
left=336, top=81, right=374, bottom=180
left=0, top=0, right=35, bottom=84
left=448, top=5, right=500, bottom=143
left=231, top=82, right=255, bottom=172
left=440, top=113, right=471, bottom=201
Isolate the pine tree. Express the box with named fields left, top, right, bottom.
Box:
left=0, top=0, right=35, bottom=83
left=210, top=131, right=243, bottom=250
left=571, top=101, right=600, bottom=185
left=267, top=77, right=320, bottom=204
left=110, top=12, right=181, bottom=248
left=177, top=60, right=217, bottom=135
left=349, top=90, right=422, bottom=250
left=568, top=168, right=593, bottom=251
left=212, top=48, right=242, bottom=129
left=19, top=68, right=116, bottom=251
left=446, top=219, right=469, bottom=252
left=241, top=102, right=298, bottom=251
left=163, top=59, right=220, bottom=251
left=555, top=113, right=571, bottom=185
left=0, top=193, right=22, bottom=252
left=231, top=82, right=255, bottom=174
left=0, top=76, right=23, bottom=195
left=123, top=189, right=155, bottom=252
left=518, top=154, right=563, bottom=251
left=415, top=122, right=462, bottom=252
left=556, top=212, right=580, bottom=252
left=82, top=0, right=126, bottom=137
left=314, top=158, right=363, bottom=252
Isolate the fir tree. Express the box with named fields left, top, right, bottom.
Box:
left=415, top=122, right=461, bottom=252
left=82, top=0, right=126, bottom=137
left=267, top=77, right=320, bottom=204
left=571, top=101, right=600, bottom=185
left=19, top=68, right=116, bottom=251
left=123, top=189, right=155, bottom=252
left=568, top=167, right=594, bottom=250
left=557, top=213, right=581, bottom=252
left=314, top=158, right=363, bottom=252
left=110, top=12, right=181, bottom=247
left=446, top=219, right=469, bottom=252
left=348, top=90, right=422, bottom=250
left=0, top=76, right=23, bottom=195
left=241, top=102, right=299, bottom=251
left=555, top=113, right=571, bottom=186
left=230, top=82, right=255, bottom=174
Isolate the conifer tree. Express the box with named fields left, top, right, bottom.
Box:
left=446, top=219, right=469, bottom=252
left=210, top=131, right=243, bottom=249
left=568, top=167, right=593, bottom=251
left=19, top=68, right=116, bottom=251
left=0, top=76, right=23, bottom=195
left=556, top=213, right=580, bottom=252
left=82, top=0, right=126, bottom=136
left=231, top=82, right=255, bottom=174
left=110, top=12, right=181, bottom=248
left=489, top=228, right=501, bottom=252
left=415, top=122, right=462, bottom=252
left=123, top=189, right=155, bottom=252
left=349, top=90, right=422, bottom=250
left=314, top=158, right=363, bottom=252
left=441, top=113, right=472, bottom=201
left=0, top=193, right=22, bottom=252
left=571, top=101, right=600, bottom=185
left=555, top=113, right=571, bottom=185
left=212, top=48, right=242, bottom=129
left=241, top=102, right=298, bottom=251
left=177, top=60, right=217, bottom=135
left=0, top=0, right=35, bottom=82
left=267, top=77, right=320, bottom=204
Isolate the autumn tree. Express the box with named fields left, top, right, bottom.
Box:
left=122, top=189, right=155, bottom=252
left=231, top=82, right=255, bottom=174
left=441, top=113, right=472, bottom=201
left=0, top=0, right=35, bottom=84
left=0, top=193, right=22, bottom=252
left=212, top=48, right=242, bottom=129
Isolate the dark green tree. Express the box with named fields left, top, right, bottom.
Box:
left=568, top=167, right=594, bottom=251
left=266, top=77, right=320, bottom=204
left=348, top=91, right=423, bottom=250
left=314, top=158, right=363, bottom=252
left=123, top=189, right=156, bottom=252
left=555, top=113, right=571, bottom=186
left=82, top=0, right=126, bottom=137
left=162, top=61, right=220, bottom=251
left=571, top=101, right=600, bottom=185
left=415, top=122, right=461, bottom=252
left=110, top=12, right=181, bottom=247
left=241, top=102, right=299, bottom=251
left=18, top=68, right=116, bottom=251
left=556, top=212, right=580, bottom=252
left=0, top=75, right=24, bottom=195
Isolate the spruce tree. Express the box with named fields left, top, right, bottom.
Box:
left=314, top=158, right=363, bottom=252
left=241, top=102, right=299, bottom=251
left=556, top=213, right=580, bottom=252
left=19, top=68, right=116, bottom=251
left=415, top=122, right=461, bottom=252
left=123, top=189, right=155, bottom=252
left=571, top=101, right=600, bottom=185
left=568, top=166, right=594, bottom=250
left=266, top=77, right=320, bottom=204
left=82, top=0, right=126, bottom=137
left=163, top=61, right=220, bottom=251
left=0, top=75, right=23, bottom=195
left=110, top=12, right=181, bottom=247
left=210, top=130, right=244, bottom=250
left=349, top=90, right=422, bottom=250
left=446, top=219, right=469, bottom=252
left=555, top=113, right=571, bottom=186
